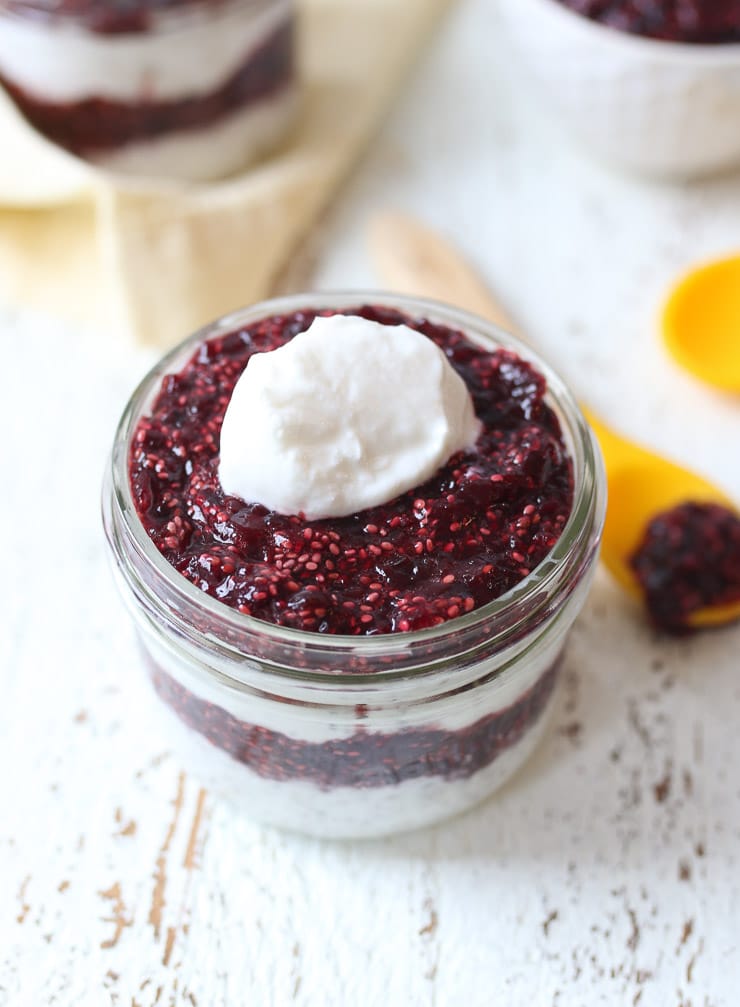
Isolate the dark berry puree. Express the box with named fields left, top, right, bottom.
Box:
left=0, top=18, right=293, bottom=155
left=630, top=502, right=740, bottom=634
left=130, top=306, right=574, bottom=637
left=558, top=1, right=740, bottom=43
left=5, top=0, right=252, bottom=34
left=147, top=653, right=562, bottom=788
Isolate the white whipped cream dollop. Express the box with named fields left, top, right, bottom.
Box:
left=218, top=313, right=481, bottom=520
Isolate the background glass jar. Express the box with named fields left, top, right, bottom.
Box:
left=102, top=293, right=606, bottom=839
left=0, top=0, right=296, bottom=180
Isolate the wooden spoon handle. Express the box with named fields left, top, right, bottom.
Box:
left=368, top=211, right=521, bottom=337
left=369, top=211, right=610, bottom=439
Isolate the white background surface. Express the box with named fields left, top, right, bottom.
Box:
left=3, top=1, right=740, bottom=1004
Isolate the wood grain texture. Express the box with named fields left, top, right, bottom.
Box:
left=3, top=0, right=740, bottom=1003
left=369, top=211, right=518, bottom=332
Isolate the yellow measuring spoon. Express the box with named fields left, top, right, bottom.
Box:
left=662, top=254, right=740, bottom=393
left=368, top=212, right=740, bottom=631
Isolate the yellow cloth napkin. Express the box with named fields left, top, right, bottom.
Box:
left=0, top=0, right=450, bottom=346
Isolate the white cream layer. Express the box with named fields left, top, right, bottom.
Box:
left=0, top=0, right=290, bottom=103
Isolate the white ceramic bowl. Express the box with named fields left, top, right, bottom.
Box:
left=500, top=0, right=740, bottom=178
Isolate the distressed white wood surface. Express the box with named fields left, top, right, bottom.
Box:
left=3, top=1, right=740, bottom=1003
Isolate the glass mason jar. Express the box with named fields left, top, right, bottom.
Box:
left=0, top=0, right=296, bottom=180
left=102, top=293, right=606, bottom=839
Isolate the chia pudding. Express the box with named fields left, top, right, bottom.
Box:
left=631, top=501, right=740, bottom=634
left=104, top=295, right=605, bottom=837
left=0, top=0, right=296, bottom=179
left=556, top=0, right=740, bottom=43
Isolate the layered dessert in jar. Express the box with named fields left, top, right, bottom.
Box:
left=557, top=1, right=740, bottom=43
left=103, top=294, right=605, bottom=838
left=0, top=0, right=296, bottom=179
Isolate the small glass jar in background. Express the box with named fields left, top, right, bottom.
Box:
left=102, top=293, right=606, bottom=839
left=0, top=0, right=297, bottom=180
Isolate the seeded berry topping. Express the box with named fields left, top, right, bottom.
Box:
left=630, top=502, right=740, bottom=633
left=558, top=0, right=740, bottom=43
left=129, top=305, right=574, bottom=636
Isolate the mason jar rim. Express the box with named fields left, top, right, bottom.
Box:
left=105, top=291, right=605, bottom=684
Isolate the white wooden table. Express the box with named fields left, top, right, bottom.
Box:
left=3, top=1, right=740, bottom=1003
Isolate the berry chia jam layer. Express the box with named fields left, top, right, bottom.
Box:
left=147, top=652, right=562, bottom=789
left=130, top=305, right=575, bottom=636
left=557, top=0, right=740, bottom=43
